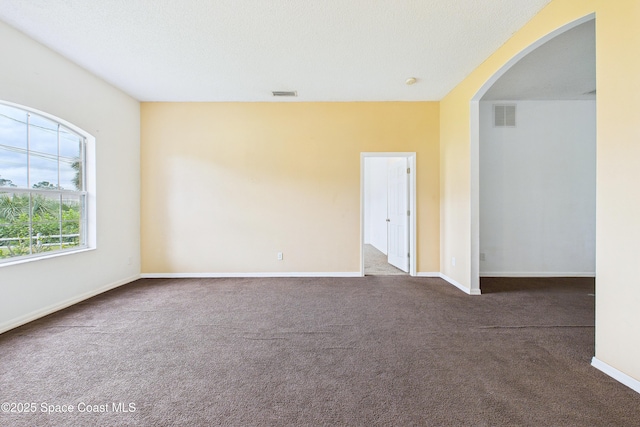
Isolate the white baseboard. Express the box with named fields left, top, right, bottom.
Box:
left=438, top=273, right=481, bottom=295
left=416, top=272, right=441, bottom=277
left=592, top=357, right=640, bottom=394
left=0, top=274, right=140, bottom=335
left=140, top=272, right=362, bottom=279
left=480, top=272, right=596, bottom=278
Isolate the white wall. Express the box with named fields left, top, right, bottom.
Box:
left=364, top=157, right=388, bottom=254
left=0, top=21, right=140, bottom=332
left=479, top=100, right=596, bottom=276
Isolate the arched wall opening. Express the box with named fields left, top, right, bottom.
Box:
left=469, top=13, right=596, bottom=293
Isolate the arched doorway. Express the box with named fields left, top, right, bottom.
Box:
left=469, top=14, right=596, bottom=293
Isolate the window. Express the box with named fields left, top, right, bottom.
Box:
left=0, top=102, right=90, bottom=263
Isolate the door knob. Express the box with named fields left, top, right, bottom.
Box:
left=386, top=219, right=390, bottom=222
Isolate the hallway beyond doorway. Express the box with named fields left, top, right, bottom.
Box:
left=364, top=244, right=407, bottom=276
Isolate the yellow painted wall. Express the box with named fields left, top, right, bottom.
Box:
left=141, top=102, right=439, bottom=274
left=440, top=0, right=640, bottom=382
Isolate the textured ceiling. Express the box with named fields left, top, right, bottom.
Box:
left=0, top=0, right=553, bottom=102
left=483, top=20, right=595, bottom=100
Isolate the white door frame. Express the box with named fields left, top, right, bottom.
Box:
left=361, top=152, right=417, bottom=276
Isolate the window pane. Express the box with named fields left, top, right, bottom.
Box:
left=0, top=104, right=28, bottom=188
left=29, top=114, right=59, bottom=189
left=59, top=127, right=82, bottom=191
left=31, top=192, right=61, bottom=252
left=29, top=155, right=59, bottom=189
left=61, top=194, right=82, bottom=249
left=0, top=191, right=31, bottom=259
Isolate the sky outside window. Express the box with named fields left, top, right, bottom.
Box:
left=0, top=104, right=82, bottom=190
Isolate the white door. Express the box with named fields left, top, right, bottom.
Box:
left=387, top=158, right=409, bottom=272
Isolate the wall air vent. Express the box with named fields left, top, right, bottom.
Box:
left=493, top=104, right=516, bottom=127
left=272, top=91, right=298, bottom=97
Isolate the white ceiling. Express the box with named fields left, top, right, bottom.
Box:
left=0, top=0, right=553, bottom=102
left=482, top=19, right=595, bottom=100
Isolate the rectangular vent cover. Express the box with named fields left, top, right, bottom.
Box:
left=494, top=104, right=516, bottom=127
left=272, top=91, right=298, bottom=97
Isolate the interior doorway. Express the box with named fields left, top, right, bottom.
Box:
left=361, top=153, right=416, bottom=276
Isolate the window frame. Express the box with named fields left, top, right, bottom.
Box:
left=0, top=100, right=96, bottom=266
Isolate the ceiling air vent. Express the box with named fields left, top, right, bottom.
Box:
left=494, top=104, right=516, bottom=127
left=272, top=91, right=297, bottom=97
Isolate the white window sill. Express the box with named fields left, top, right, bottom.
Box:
left=0, top=246, right=95, bottom=268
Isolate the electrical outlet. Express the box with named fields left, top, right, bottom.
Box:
left=277, top=252, right=283, bottom=261
left=452, top=257, right=456, bottom=266
left=480, top=253, right=486, bottom=261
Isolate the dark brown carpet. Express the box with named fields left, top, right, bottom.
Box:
left=1, top=276, right=639, bottom=426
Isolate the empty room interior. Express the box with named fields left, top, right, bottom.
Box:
left=1, top=0, right=639, bottom=425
